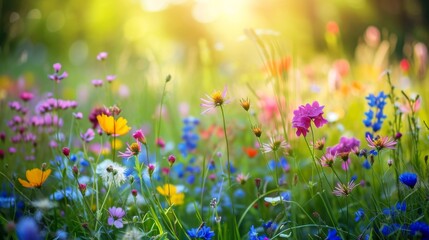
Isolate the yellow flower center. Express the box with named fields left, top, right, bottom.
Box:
left=130, top=142, right=140, bottom=155
left=211, top=91, right=224, bottom=106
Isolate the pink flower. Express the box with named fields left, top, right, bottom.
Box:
left=132, top=129, right=146, bottom=144
left=80, top=128, right=95, bottom=143
left=92, top=79, right=103, bottom=87
left=366, top=135, right=397, bottom=151
left=49, top=63, right=68, bottom=83
left=20, top=92, right=34, bottom=102
left=292, top=101, right=328, bottom=137
left=200, top=86, right=230, bottom=114
left=107, top=207, right=125, bottom=228
left=97, top=52, right=108, bottom=61
left=106, top=75, right=116, bottom=83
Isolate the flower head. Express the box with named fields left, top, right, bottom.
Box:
left=97, top=52, right=108, bottom=61
left=292, top=101, right=328, bottom=137
left=333, top=180, right=359, bottom=197
left=97, top=114, right=131, bottom=136
left=261, top=136, right=289, bottom=153
left=96, top=160, right=126, bottom=187
left=200, top=86, right=230, bottom=114
left=240, top=98, right=250, bottom=111
left=118, top=142, right=141, bottom=159
left=49, top=63, right=68, bottom=83
left=80, top=128, right=95, bottom=143
left=399, top=172, right=417, bottom=188
left=132, top=129, right=146, bottom=145
left=320, top=152, right=336, bottom=167
left=108, top=206, right=125, bottom=229
left=366, top=135, right=397, bottom=151
left=18, top=168, right=51, bottom=188
left=156, top=184, right=184, bottom=205
left=327, top=137, right=360, bottom=161
left=187, top=225, right=215, bottom=240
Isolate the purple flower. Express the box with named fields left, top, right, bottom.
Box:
left=49, top=63, right=68, bottom=83
left=292, top=101, right=328, bottom=137
left=108, top=206, right=125, bottom=228
left=92, top=79, right=103, bottom=87
left=80, top=128, right=95, bottom=143
left=327, top=137, right=360, bottom=161
left=106, top=75, right=116, bottom=83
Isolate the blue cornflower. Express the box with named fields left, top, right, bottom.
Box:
left=355, top=208, right=365, bottom=222
left=409, top=221, right=429, bottom=238
left=326, top=229, right=342, bottom=240
left=399, top=172, right=417, bottom=188
left=187, top=225, right=215, bottom=240
left=249, top=225, right=270, bottom=240
left=363, top=92, right=388, bottom=135
left=362, top=159, right=371, bottom=169
left=16, top=217, right=41, bottom=240
left=395, top=202, right=406, bottom=212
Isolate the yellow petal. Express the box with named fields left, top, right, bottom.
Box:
left=26, top=168, right=42, bottom=184
left=18, top=178, right=33, bottom=188
left=41, top=169, right=51, bottom=184
left=156, top=186, right=166, bottom=195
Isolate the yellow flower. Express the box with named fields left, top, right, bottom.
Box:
left=156, top=184, right=185, bottom=205
left=18, top=168, right=51, bottom=188
left=97, top=114, right=131, bottom=136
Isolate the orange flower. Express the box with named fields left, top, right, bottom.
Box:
left=18, top=168, right=51, bottom=188
left=97, top=114, right=131, bottom=136
left=243, top=147, right=258, bottom=158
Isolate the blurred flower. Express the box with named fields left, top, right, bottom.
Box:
left=414, top=42, right=427, bottom=79
left=178, top=117, right=199, bottom=157
left=49, top=63, right=68, bottom=83
left=355, top=208, right=365, bottom=222
left=80, top=128, right=95, bottom=143
left=333, top=180, right=359, bottom=197
left=312, top=137, right=326, bottom=150
left=97, top=114, right=131, bottom=136
left=261, top=136, right=289, bottom=153
left=363, top=92, right=387, bottom=135
left=364, top=26, right=380, bottom=47
left=248, top=225, right=269, bottom=240
left=243, top=146, right=258, bottom=158
left=20, top=92, right=34, bottom=102
left=399, top=172, right=417, bottom=189
left=97, top=52, right=108, bottom=61
left=200, top=86, right=230, bottom=114
left=156, top=184, right=184, bottom=205
left=18, top=168, right=51, bottom=188
left=251, top=125, right=262, bottom=138
left=108, top=206, right=125, bottom=229
left=73, top=112, right=83, bottom=119
left=187, top=225, right=215, bottom=240
left=366, top=135, right=397, bottom=151
left=106, top=75, right=116, bottom=83
left=240, top=98, right=250, bottom=111
left=398, top=96, right=421, bottom=114
left=16, top=217, right=41, bottom=240
left=327, top=137, right=360, bottom=161
left=88, top=107, right=110, bottom=129
left=326, top=21, right=339, bottom=35
left=132, top=129, right=146, bottom=145
left=320, top=152, right=335, bottom=167
left=91, top=79, right=103, bottom=87
left=32, top=199, right=58, bottom=210
left=409, top=221, right=429, bottom=238
left=325, top=229, right=341, bottom=240
left=292, top=101, right=328, bottom=137
left=400, top=59, right=410, bottom=73
left=96, top=160, right=126, bottom=187
left=122, top=227, right=144, bottom=240
left=156, top=138, right=165, bottom=148
left=236, top=173, right=249, bottom=185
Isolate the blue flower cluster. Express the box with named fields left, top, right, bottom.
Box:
left=178, top=117, right=200, bottom=157
left=381, top=221, right=429, bottom=238
left=363, top=92, right=388, bottom=138
left=187, top=225, right=215, bottom=240
left=248, top=225, right=270, bottom=240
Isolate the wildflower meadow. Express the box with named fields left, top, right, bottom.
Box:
left=1, top=1, right=429, bottom=239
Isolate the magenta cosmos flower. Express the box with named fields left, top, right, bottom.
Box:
left=108, top=206, right=125, bottom=228
left=292, top=101, right=328, bottom=137
left=200, top=86, right=231, bottom=114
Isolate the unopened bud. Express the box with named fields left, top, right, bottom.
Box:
left=72, top=166, right=79, bottom=176
left=62, top=147, right=70, bottom=157
left=148, top=164, right=155, bottom=177
left=78, top=183, right=87, bottom=195
left=131, top=189, right=138, bottom=197
left=168, top=154, right=176, bottom=166
left=41, top=163, right=47, bottom=171
left=254, top=178, right=261, bottom=189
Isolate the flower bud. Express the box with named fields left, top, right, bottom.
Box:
left=148, top=164, right=155, bottom=178
left=72, top=166, right=79, bottom=177
left=168, top=154, right=176, bottom=166
left=78, top=183, right=87, bottom=195
left=62, top=147, right=70, bottom=157
left=131, top=189, right=138, bottom=197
